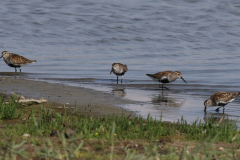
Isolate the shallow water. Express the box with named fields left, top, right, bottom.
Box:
left=1, top=0, right=240, bottom=125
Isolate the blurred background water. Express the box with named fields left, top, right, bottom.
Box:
left=1, top=0, right=240, bottom=125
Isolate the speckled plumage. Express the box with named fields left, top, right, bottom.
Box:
left=146, top=71, right=187, bottom=90
left=110, top=63, right=128, bottom=84
left=0, top=51, right=36, bottom=72
left=204, top=91, right=240, bottom=113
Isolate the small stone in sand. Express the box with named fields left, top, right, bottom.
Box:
left=219, top=147, right=224, bottom=151
left=65, top=128, right=76, bottom=138
left=22, top=133, right=30, bottom=138
left=50, top=129, right=58, bottom=137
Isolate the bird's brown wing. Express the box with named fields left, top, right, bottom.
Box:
left=152, top=71, right=172, bottom=81
left=10, top=53, right=32, bottom=64
left=212, top=91, right=240, bottom=104
left=123, top=64, right=128, bottom=72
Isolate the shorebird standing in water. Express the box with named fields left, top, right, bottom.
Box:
left=110, top=63, right=128, bottom=84
left=204, top=91, right=240, bottom=113
left=146, top=71, right=187, bottom=90
left=0, top=51, right=36, bottom=72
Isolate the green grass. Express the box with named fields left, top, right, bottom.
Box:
left=0, top=134, right=239, bottom=160
left=0, top=95, right=22, bottom=120
left=0, top=101, right=240, bottom=159
left=2, top=104, right=240, bottom=143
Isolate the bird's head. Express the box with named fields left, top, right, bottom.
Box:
left=175, top=71, right=187, bottom=84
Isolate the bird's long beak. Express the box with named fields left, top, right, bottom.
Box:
left=0, top=55, right=2, bottom=59
left=181, top=77, right=187, bottom=84
left=110, top=69, right=113, bottom=74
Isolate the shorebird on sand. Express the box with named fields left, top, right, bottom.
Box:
left=110, top=63, right=128, bottom=84
left=204, top=91, right=240, bottom=113
left=146, top=71, right=187, bottom=90
left=0, top=51, right=36, bottom=72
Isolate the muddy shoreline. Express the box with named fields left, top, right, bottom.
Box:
left=0, top=77, right=135, bottom=117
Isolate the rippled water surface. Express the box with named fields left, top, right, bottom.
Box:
left=1, top=0, right=240, bottom=124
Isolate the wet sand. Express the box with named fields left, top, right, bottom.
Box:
left=1, top=74, right=240, bottom=126
left=0, top=76, right=135, bottom=117
left=55, top=77, right=240, bottom=126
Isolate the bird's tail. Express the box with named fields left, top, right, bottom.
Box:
left=146, top=74, right=154, bottom=78
left=146, top=74, right=159, bottom=81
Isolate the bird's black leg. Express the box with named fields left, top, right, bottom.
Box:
left=117, top=76, right=118, bottom=84
left=164, top=86, right=170, bottom=90
left=20, top=68, right=21, bottom=72
left=162, top=84, right=169, bottom=90
left=223, top=106, right=225, bottom=114
left=160, top=84, right=170, bottom=90
left=15, top=67, right=17, bottom=72
left=121, top=75, right=123, bottom=84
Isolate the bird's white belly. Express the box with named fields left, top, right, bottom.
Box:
left=113, top=69, right=124, bottom=75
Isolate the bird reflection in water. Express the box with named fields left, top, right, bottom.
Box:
left=151, top=93, right=184, bottom=109
left=203, top=111, right=228, bottom=125
left=112, top=88, right=126, bottom=97
left=0, top=72, right=21, bottom=79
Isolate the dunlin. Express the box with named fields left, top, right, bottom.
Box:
left=0, top=51, right=36, bottom=72
left=146, top=71, right=187, bottom=90
left=110, top=63, right=128, bottom=84
left=204, top=91, right=240, bottom=113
